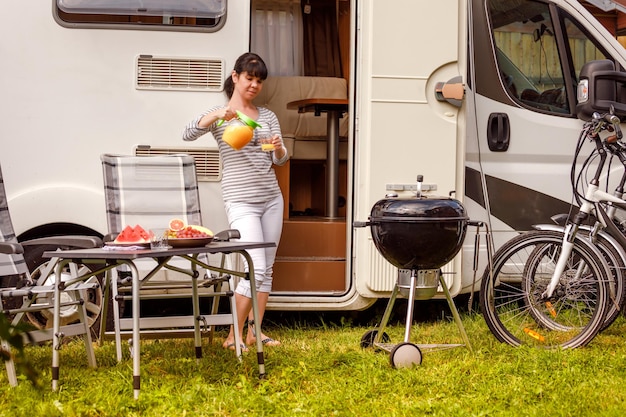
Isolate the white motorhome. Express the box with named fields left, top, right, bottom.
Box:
left=2, top=0, right=626, bottom=314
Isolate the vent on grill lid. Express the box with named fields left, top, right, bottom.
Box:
left=136, top=55, right=224, bottom=92
left=135, top=146, right=221, bottom=182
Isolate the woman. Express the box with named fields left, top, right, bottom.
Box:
left=182, top=52, right=288, bottom=351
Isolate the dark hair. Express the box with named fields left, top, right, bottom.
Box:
left=224, top=52, right=268, bottom=99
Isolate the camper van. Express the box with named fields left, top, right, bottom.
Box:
left=2, top=0, right=626, bottom=316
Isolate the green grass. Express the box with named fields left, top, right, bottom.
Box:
left=2, top=306, right=626, bottom=416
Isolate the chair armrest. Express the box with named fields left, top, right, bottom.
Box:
left=214, top=229, right=241, bottom=242
left=20, top=235, right=103, bottom=249
left=103, top=232, right=117, bottom=244
left=0, top=241, right=25, bottom=255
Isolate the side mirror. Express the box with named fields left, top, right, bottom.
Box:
left=576, top=59, right=626, bottom=121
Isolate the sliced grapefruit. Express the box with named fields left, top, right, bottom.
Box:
left=169, top=218, right=186, bottom=232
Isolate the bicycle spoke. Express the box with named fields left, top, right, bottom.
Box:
left=480, top=231, right=609, bottom=349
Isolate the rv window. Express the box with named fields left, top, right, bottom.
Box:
left=561, top=12, right=609, bottom=84
left=55, top=0, right=226, bottom=30
left=489, top=0, right=569, bottom=114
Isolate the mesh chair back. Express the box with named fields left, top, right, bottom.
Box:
left=0, top=164, right=28, bottom=278
left=101, top=154, right=202, bottom=233
left=99, top=154, right=237, bottom=348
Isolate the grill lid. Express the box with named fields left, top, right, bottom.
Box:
left=370, top=195, right=467, bottom=220
left=367, top=195, right=469, bottom=270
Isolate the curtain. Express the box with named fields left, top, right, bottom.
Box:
left=251, top=0, right=304, bottom=76
left=301, top=0, right=343, bottom=77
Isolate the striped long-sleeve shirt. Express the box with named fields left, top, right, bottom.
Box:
left=182, top=106, right=289, bottom=204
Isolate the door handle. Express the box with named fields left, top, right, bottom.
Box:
left=487, top=113, right=510, bottom=152
left=435, top=76, right=464, bottom=107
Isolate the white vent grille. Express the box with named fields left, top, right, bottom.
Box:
left=366, top=241, right=455, bottom=296
left=136, top=56, right=224, bottom=91
left=368, top=244, right=398, bottom=292
left=134, top=146, right=221, bottom=182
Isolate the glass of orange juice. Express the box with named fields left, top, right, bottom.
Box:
left=259, top=136, right=275, bottom=152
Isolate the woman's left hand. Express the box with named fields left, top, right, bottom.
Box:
left=269, top=135, right=282, bottom=150
left=270, top=135, right=286, bottom=158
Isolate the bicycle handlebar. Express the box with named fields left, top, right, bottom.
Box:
left=604, top=112, right=621, bottom=125
left=590, top=110, right=622, bottom=140
left=572, top=110, right=625, bottom=206
left=604, top=112, right=622, bottom=140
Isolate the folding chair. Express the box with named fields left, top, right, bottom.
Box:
left=0, top=163, right=101, bottom=386
left=100, top=153, right=242, bottom=360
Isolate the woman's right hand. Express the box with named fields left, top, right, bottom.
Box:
left=199, top=106, right=237, bottom=128
left=219, top=106, right=237, bottom=122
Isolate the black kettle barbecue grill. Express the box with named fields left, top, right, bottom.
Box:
left=354, top=175, right=475, bottom=368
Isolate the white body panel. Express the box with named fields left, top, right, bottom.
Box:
left=352, top=0, right=464, bottom=300
left=3, top=0, right=626, bottom=311
left=1, top=2, right=250, bottom=237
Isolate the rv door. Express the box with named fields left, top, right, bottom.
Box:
left=353, top=0, right=464, bottom=298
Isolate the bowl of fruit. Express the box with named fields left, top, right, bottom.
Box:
left=166, top=219, right=214, bottom=248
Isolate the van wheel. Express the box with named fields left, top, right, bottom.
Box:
left=25, top=262, right=103, bottom=334
left=22, top=243, right=117, bottom=340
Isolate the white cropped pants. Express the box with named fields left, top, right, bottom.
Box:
left=224, top=194, right=284, bottom=297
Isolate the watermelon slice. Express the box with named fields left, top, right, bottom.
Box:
left=114, top=224, right=150, bottom=244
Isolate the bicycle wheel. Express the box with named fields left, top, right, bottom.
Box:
left=480, top=230, right=610, bottom=349
left=584, top=232, right=626, bottom=331
left=533, top=229, right=626, bottom=331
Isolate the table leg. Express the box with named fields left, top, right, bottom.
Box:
left=129, top=261, right=141, bottom=400
left=191, top=266, right=203, bottom=361
left=110, top=268, right=123, bottom=362
left=99, top=270, right=109, bottom=345
left=326, top=110, right=340, bottom=218
left=239, top=250, right=265, bottom=378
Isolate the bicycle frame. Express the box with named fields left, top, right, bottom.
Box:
left=536, top=222, right=626, bottom=264
left=544, top=115, right=626, bottom=299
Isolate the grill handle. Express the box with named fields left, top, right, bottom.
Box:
left=353, top=221, right=370, bottom=228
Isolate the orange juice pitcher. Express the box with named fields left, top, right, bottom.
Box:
left=221, top=110, right=262, bottom=150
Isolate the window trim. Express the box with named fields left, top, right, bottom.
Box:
left=53, top=0, right=228, bottom=32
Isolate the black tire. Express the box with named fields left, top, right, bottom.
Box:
left=583, top=232, right=626, bottom=331
left=479, top=230, right=609, bottom=349
left=360, top=329, right=390, bottom=349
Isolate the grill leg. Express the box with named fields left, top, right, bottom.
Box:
left=374, top=284, right=400, bottom=343
left=403, top=270, right=418, bottom=343
left=439, top=274, right=472, bottom=352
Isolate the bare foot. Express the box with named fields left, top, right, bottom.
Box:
left=223, top=339, right=249, bottom=352
left=246, top=333, right=281, bottom=347
left=247, top=320, right=281, bottom=346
